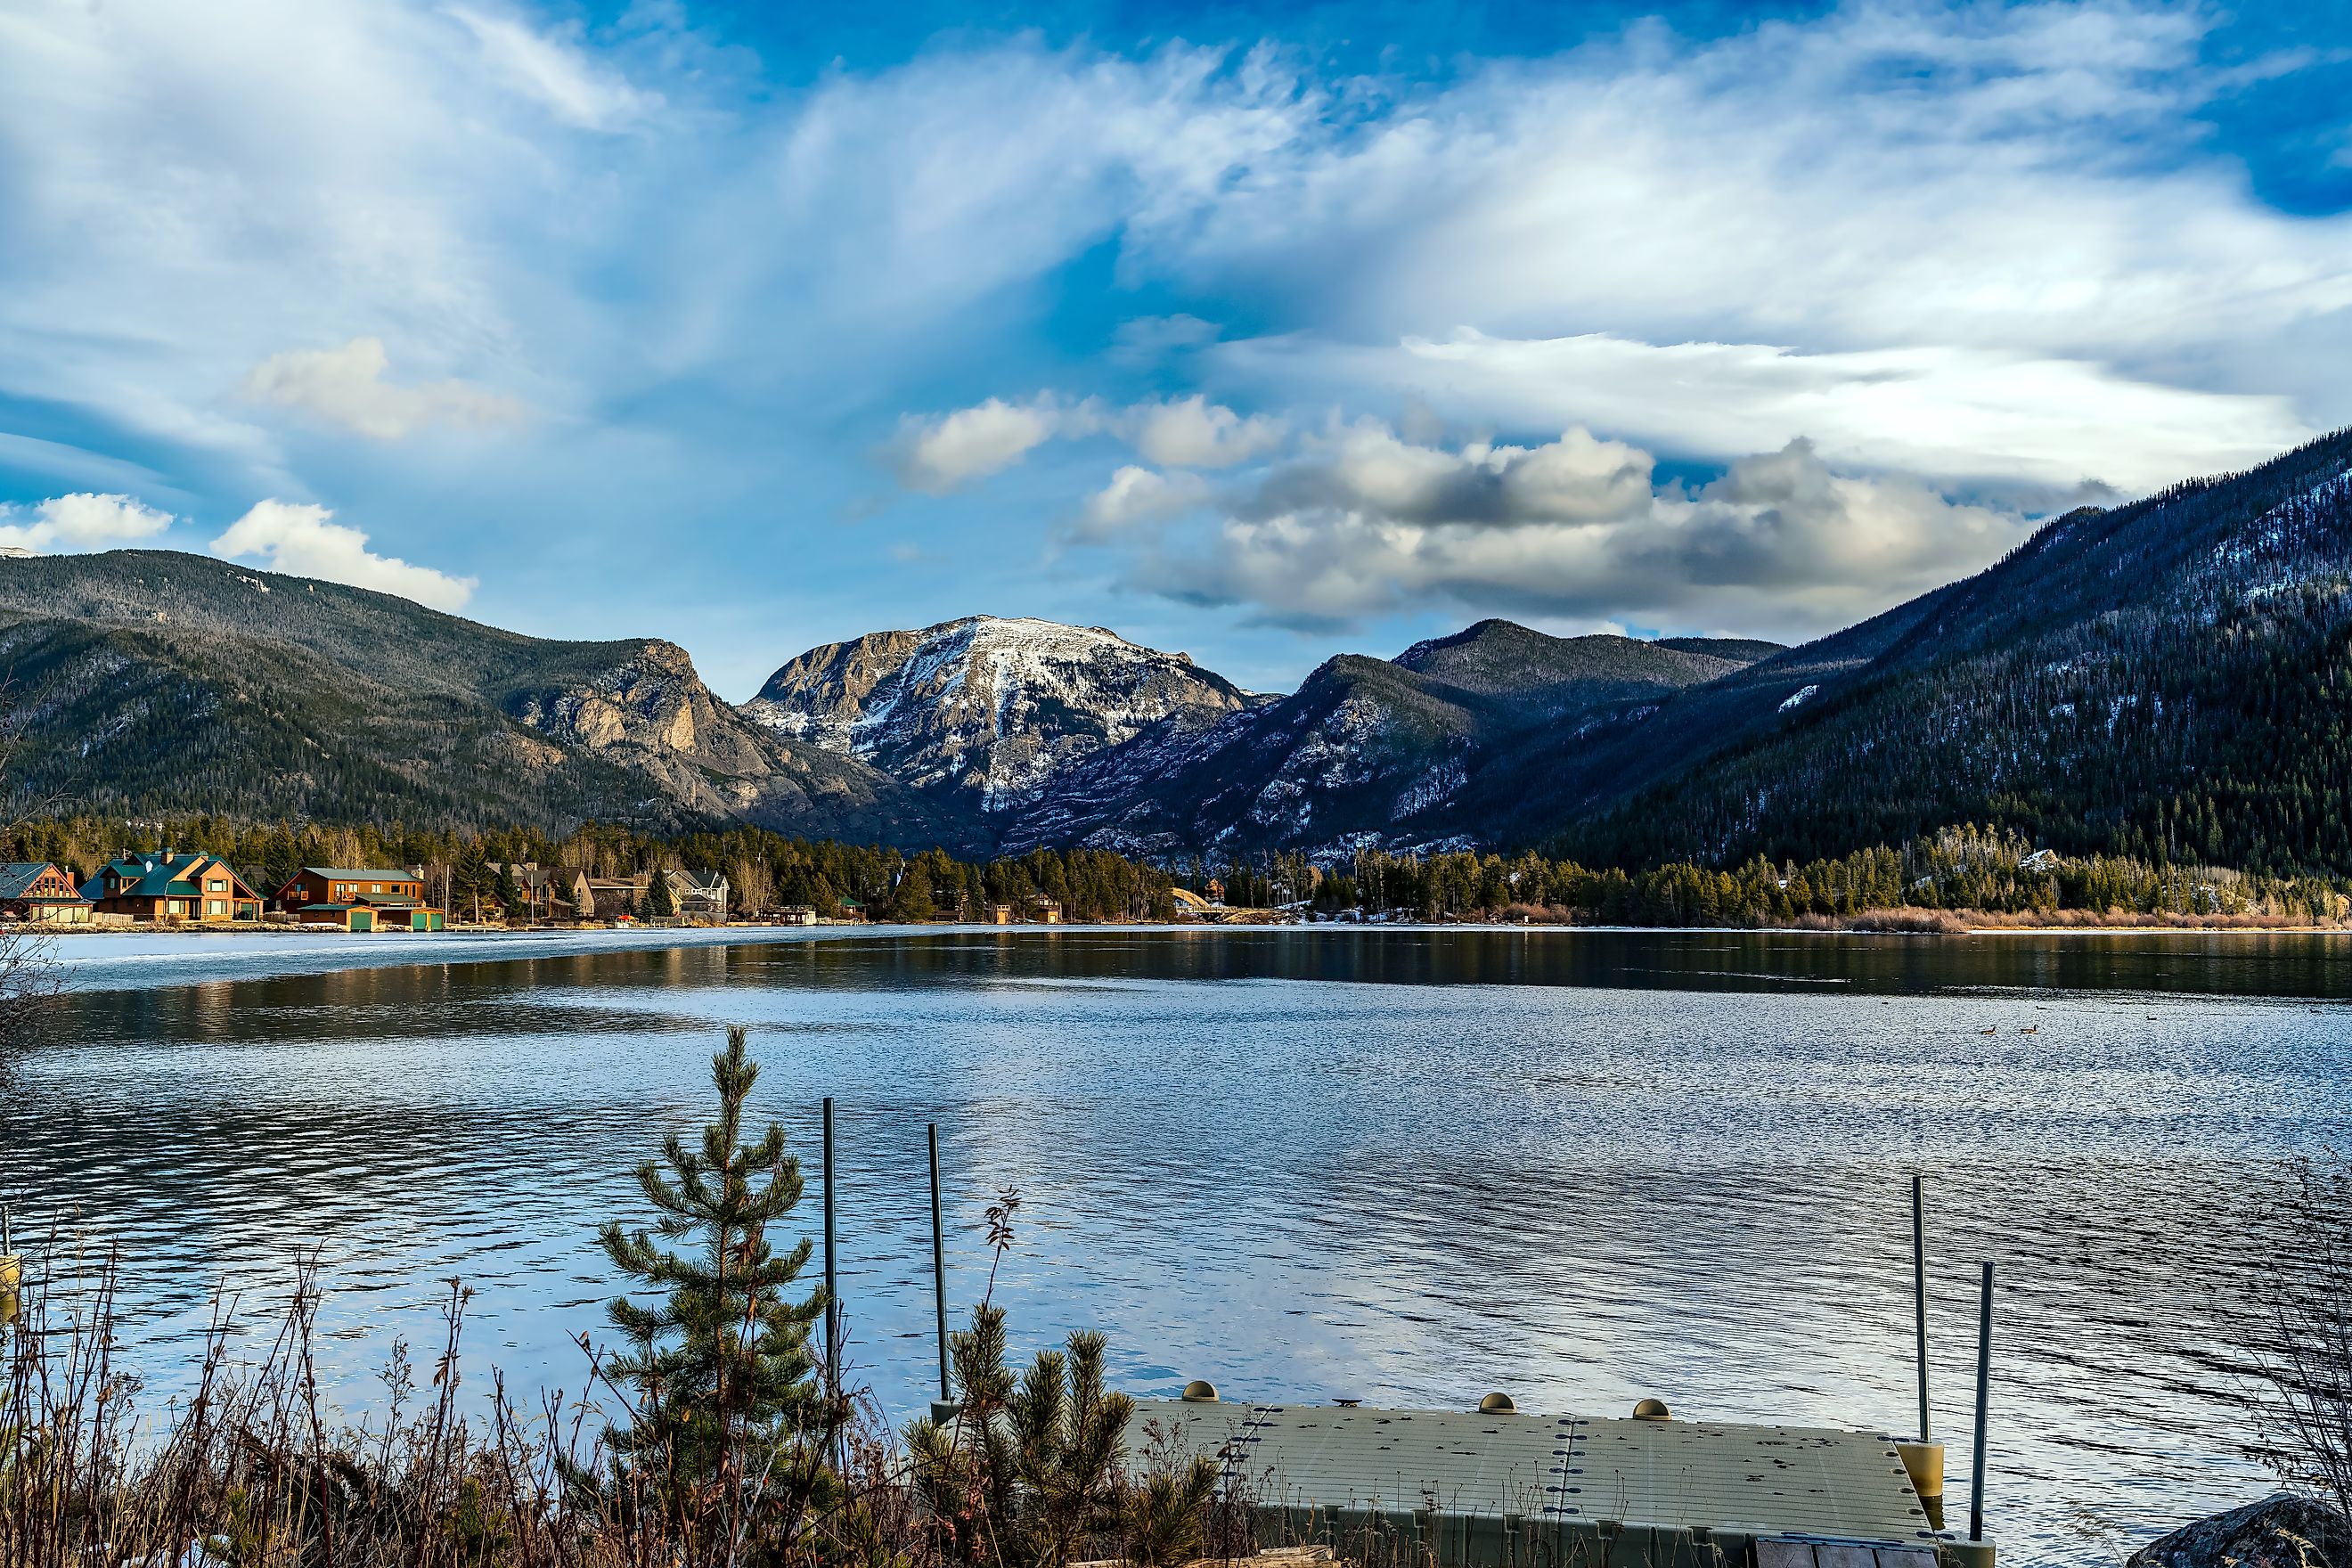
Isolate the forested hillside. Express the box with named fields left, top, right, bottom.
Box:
left=1011, top=622, right=1776, bottom=854
left=1528, top=428, right=2352, bottom=878
left=0, top=551, right=966, bottom=844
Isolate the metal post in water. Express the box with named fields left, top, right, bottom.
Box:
left=1969, top=1261, right=1995, bottom=1543
left=928, top=1123, right=950, bottom=1402
left=822, top=1097, right=839, bottom=1451
left=1914, top=1174, right=1930, bottom=1442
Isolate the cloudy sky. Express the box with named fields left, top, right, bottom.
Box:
left=2, top=0, right=2348, bottom=696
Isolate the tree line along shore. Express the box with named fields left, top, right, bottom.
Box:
left=3, top=815, right=2348, bottom=932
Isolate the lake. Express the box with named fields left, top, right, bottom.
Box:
left=6, top=925, right=2350, bottom=1566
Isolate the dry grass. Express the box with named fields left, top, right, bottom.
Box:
left=1956, top=906, right=2346, bottom=931
left=0, top=1237, right=1292, bottom=1568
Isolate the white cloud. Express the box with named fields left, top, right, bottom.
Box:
left=1131, top=395, right=1286, bottom=469
left=209, top=500, right=477, bottom=611
left=0, top=493, right=176, bottom=552
left=240, top=338, right=527, bottom=441
left=1222, top=331, right=2311, bottom=499
left=1149, top=9, right=2352, bottom=372
left=1250, top=421, right=1655, bottom=527
left=445, top=5, right=657, bottom=130
left=1105, top=424, right=2031, bottom=635
left=1077, top=464, right=1211, bottom=537
left=893, top=392, right=1282, bottom=489
left=890, top=396, right=1100, bottom=493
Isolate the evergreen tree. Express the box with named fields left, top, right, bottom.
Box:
left=892, top=863, right=935, bottom=923
left=597, top=1026, right=832, bottom=1538
left=494, top=860, right=525, bottom=922
left=453, top=838, right=491, bottom=922
left=644, top=867, right=677, bottom=919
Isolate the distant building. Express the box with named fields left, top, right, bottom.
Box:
left=775, top=905, right=818, bottom=927
left=584, top=873, right=651, bottom=920
left=485, top=862, right=596, bottom=921
left=664, top=868, right=730, bottom=921
left=277, top=867, right=444, bottom=932
left=1029, top=895, right=1063, bottom=925
left=985, top=902, right=1014, bottom=925
left=83, top=851, right=262, bottom=923
left=0, top=862, right=91, bottom=924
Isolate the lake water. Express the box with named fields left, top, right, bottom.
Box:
left=6, top=925, right=2351, bottom=1566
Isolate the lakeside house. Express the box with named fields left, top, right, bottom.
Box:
left=665, top=868, right=729, bottom=921
left=775, top=904, right=818, bottom=926
left=486, top=862, right=596, bottom=922
left=1029, top=894, right=1063, bottom=924
left=0, top=862, right=92, bottom=924
left=276, top=867, right=445, bottom=932
left=584, top=873, right=649, bottom=920
left=82, top=851, right=263, bottom=922
left=81, top=852, right=255, bottom=922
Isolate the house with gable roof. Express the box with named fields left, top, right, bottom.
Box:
left=0, top=862, right=92, bottom=924
left=82, top=851, right=262, bottom=922
left=275, top=867, right=445, bottom=932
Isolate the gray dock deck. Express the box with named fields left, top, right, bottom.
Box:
left=1123, top=1398, right=1951, bottom=1567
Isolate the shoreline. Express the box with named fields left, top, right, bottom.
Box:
left=27, top=915, right=2352, bottom=940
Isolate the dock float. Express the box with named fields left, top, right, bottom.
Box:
left=1124, top=1393, right=1979, bottom=1568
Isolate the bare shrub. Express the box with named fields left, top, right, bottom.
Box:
left=2243, top=1156, right=2352, bottom=1522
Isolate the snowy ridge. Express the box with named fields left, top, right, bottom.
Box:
left=742, top=615, right=1250, bottom=810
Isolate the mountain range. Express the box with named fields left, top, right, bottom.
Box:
left=4, top=425, right=2349, bottom=875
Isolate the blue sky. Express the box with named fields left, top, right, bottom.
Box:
left=2, top=0, right=2348, bottom=698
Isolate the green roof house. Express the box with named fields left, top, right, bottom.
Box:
left=82, top=851, right=261, bottom=923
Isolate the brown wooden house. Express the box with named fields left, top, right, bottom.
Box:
left=0, top=862, right=91, bottom=924
left=277, top=867, right=445, bottom=932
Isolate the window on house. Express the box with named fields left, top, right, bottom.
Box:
left=208, top=899, right=225, bottom=915
left=208, top=879, right=226, bottom=893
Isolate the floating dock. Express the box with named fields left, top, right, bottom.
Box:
left=1124, top=1395, right=1967, bottom=1568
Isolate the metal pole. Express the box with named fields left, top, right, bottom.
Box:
left=1913, top=1174, right=1930, bottom=1442
left=1969, top=1261, right=1994, bottom=1542
left=929, top=1123, right=950, bottom=1401
left=823, top=1098, right=839, bottom=1454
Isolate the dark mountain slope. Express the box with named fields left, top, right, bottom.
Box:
left=1008, top=621, right=1778, bottom=856
left=1393, top=620, right=1764, bottom=718
left=1656, top=636, right=1786, bottom=664
left=1537, top=427, right=2352, bottom=874
left=0, top=551, right=971, bottom=844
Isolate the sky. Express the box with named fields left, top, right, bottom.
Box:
left=2, top=0, right=2348, bottom=698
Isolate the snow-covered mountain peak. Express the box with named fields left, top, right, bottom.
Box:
left=740, top=614, right=1250, bottom=809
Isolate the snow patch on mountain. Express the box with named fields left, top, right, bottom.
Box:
left=742, top=615, right=1250, bottom=810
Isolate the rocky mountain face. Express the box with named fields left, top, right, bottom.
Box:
left=1000, top=622, right=1782, bottom=857
left=741, top=616, right=1254, bottom=812
left=0, top=551, right=968, bottom=845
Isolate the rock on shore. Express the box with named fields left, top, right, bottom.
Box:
left=2127, top=1493, right=2350, bottom=1568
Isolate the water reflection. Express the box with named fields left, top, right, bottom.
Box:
left=5, top=927, right=2350, bottom=1568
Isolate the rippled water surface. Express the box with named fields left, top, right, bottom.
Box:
left=7, top=926, right=2351, bottom=1565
